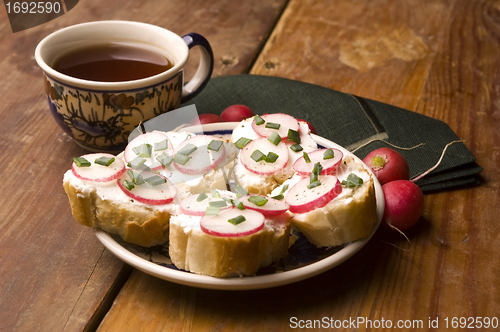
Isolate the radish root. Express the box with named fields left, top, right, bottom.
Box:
left=410, top=140, right=463, bottom=182
left=350, top=139, right=425, bottom=153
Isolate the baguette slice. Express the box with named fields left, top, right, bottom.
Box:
left=169, top=212, right=291, bottom=277
left=63, top=171, right=176, bottom=247
left=285, top=156, right=378, bottom=247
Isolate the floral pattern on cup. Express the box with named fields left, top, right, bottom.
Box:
left=44, top=72, right=183, bottom=152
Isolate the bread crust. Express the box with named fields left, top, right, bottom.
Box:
left=169, top=214, right=291, bottom=277
left=63, top=178, right=171, bottom=247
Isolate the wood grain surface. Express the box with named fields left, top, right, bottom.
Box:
left=0, top=1, right=287, bottom=331
left=1, top=0, right=499, bottom=331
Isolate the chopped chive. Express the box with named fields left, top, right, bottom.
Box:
left=207, top=140, right=223, bottom=152
left=234, top=137, right=252, bottom=149
left=209, top=200, right=227, bottom=208
left=178, top=143, right=197, bottom=156
left=144, top=175, right=166, bottom=187
left=157, top=152, right=173, bottom=168
left=234, top=184, right=248, bottom=198
left=248, top=196, right=268, bottom=206
left=265, top=152, right=279, bottom=163
left=250, top=150, right=266, bottom=162
left=94, top=156, right=115, bottom=167
left=271, top=184, right=289, bottom=200
left=254, top=115, right=265, bottom=125
left=323, top=149, right=334, bottom=160
left=211, top=189, right=221, bottom=198
left=265, top=122, right=280, bottom=130
left=231, top=199, right=246, bottom=210
left=73, top=157, right=91, bottom=167
left=127, top=156, right=146, bottom=170
left=290, top=144, right=303, bottom=152
left=205, top=206, right=221, bottom=215
left=341, top=173, right=364, bottom=188
left=303, top=152, right=311, bottom=163
left=173, top=153, right=190, bottom=165
left=307, top=181, right=322, bottom=189
left=154, top=139, right=169, bottom=151
left=127, top=170, right=144, bottom=185
left=197, top=192, right=208, bottom=202
left=122, top=180, right=135, bottom=191
left=287, top=129, right=301, bottom=144
left=228, top=215, right=246, bottom=225
left=133, top=143, right=152, bottom=158
left=312, top=162, right=323, bottom=175
left=267, top=132, right=281, bottom=146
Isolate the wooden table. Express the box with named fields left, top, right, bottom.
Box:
left=1, top=0, right=499, bottom=331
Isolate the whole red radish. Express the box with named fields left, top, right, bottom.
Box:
left=297, top=118, right=317, bottom=135
left=382, top=180, right=424, bottom=232
left=220, top=104, right=254, bottom=122
left=190, top=113, right=225, bottom=125
left=363, top=147, right=409, bottom=185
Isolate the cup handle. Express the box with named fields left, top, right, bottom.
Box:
left=181, top=33, right=214, bottom=103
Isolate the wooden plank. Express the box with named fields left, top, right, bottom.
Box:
left=0, top=0, right=288, bottom=331
left=96, top=0, right=499, bottom=331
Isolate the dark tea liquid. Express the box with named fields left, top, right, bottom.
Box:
left=53, top=42, right=174, bottom=82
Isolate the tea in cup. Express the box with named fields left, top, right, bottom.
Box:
left=35, top=20, right=213, bottom=152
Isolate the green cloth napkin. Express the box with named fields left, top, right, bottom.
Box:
left=182, top=74, right=482, bottom=193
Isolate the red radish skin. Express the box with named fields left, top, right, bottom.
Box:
left=220, top=104, right=254, bottom=122
left=293, top=148, right=343, bottom=176
left=200, top=209, right=265, bottom=237
left=238, top=195, right=290, bottom=217
left=72, top=153, right=126, bottom=183
left=251, top=113, right=300, bottom=139
left=117, top=171, right=177, bottom=205
left=285, top=176, right=343, bottom=214
left=363, top=147, right=410, bottom=185
left=190, top=113, right=225, bottom=125
left=382, top=180, right=424, bottom=232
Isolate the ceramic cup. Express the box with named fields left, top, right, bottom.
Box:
left=35, top=20, right=213, bottom=152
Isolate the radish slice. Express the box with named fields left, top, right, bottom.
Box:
left=251, top=113, right=300, bottom=139
left=72, top=153, right=125, bottom=183
left=124, top=131, right=173, bottom=171
left=240, top=138, right=288, bottom=175
left=238, top=195, right=290, bottom=217
left=173, top=135, right=226, bottom=175
left=200, top=209, right=265, bottom=237
left=285, top=176, right=343, bottom=214
left=117, top=170, right=176, bottom=205
left=293, top=148, right=343, bottom=176
left=179, top=193, right=233, bottom=216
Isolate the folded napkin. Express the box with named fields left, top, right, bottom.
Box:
left=182, top=74, right=482, bottom=193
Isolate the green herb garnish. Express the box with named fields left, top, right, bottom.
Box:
left=157, top=152, right=173, bottom=168
left=341, top=173, right=364, bottom=188
left=211, top=189, right=221, bottom=198
left=122, top=180, right=135, bottom=191
left=228, top=215, right=246, bottom=225
left=307, top=181, right=322, bottom=189
left=197, top=191, right=208, bottom=202
left=94, top=156, right=115, bottom=167
left=127, top=156, right=146, bottom=170
left=154, top=139, right=169, bottom=151
left=323, top=149, right=334, bottom=160
left=265, top=122, right=280, bottom=130
left=287, top=129, right=301, bottom=144
left=127, top=170, right=145, bottom=185
left=178, top=143, right=197, bottom=156
left=290, top=144, right=303, bottom=152
left=248, top=196, right=268, bottom=206
left=265, top=152, right=279, bottom=163
left=271, top=184, right=289, bottom=200
left=250, top=150, right=266, bottom=162
left=207, top=140, right=223, bottom=152
left=144, top=175, right=166, bottom=187
left=73, top=157, right=91, bottom=167
left=234, top=184, right=248, bottom=198
left=267, top=132, right=281, bottom=146
left=234, top=137, right=252, bottom=149
left=303, top=152, right=311, bottom=163
left=133, top=143, right=152, bottom=158
left=209, top=200, right=227, bottom=208
left=173, top=153, right=190, bottom=165
left=254, top=115, right=265, bottom=125
left=231, top=199, right=246, bottom=210
left=205, top=206, right=221, bottom=216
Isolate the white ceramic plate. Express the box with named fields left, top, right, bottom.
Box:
left=94, top=122, right=384, bottom=290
